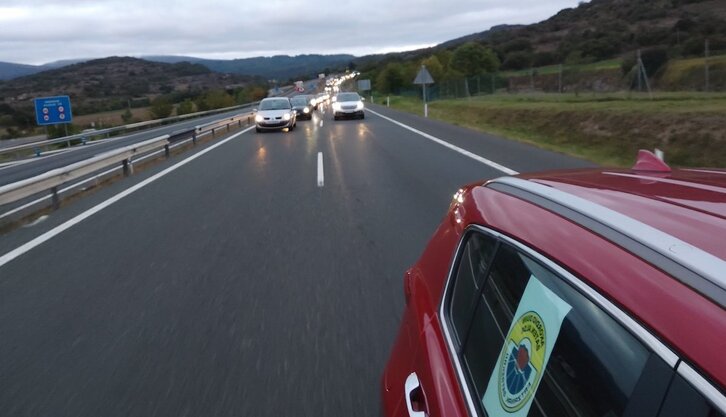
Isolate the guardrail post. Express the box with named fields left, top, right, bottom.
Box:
left=122, top=159, right=131, bottom=177
left=35, top=148, right=41, bottom=157
left=226, top=123, right=230, bottom=132
left=238, top=120, right=242, bottom=127
left=248, top=116, right=251, bottom=126
left=192, top=132, right=197, bottom=145
left=164, top=144, right=170, bottom=158
left=212, top=128, right=216, bottom=138
left=50, top=186, right=60, bottom=210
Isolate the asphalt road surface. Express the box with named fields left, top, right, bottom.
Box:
left=0, top=103, right=593, bottom=416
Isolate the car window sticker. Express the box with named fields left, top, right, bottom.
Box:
left=482, top=275, right=572, bottom=417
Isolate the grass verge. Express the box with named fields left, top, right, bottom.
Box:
left=382, top=93, right=726, bottom=167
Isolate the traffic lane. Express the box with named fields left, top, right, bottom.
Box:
left=367, top=103, right=596, bottom=173
left=0, top=115, right=385, bottom=416
left=0, top=109, right=251, bottom=187
left=0, top=122, right=315, bottom=415
left=0, top=126, right=256, bottom=255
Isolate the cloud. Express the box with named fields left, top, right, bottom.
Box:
left=0, top=0, right=583, bottom=65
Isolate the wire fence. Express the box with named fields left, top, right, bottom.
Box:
left=374, top=47, right=726, bottom=101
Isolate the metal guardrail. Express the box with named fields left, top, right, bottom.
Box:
left=0, top=101, right=260, bottom=158
left=0, top=135, right=170, bottom=208
left=0, top=111, right=252, bottom=214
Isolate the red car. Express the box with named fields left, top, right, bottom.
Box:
left=382, top=151, right=726, bottom=417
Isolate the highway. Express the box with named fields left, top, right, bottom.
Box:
left=0, top=108, right=251, bottom=187
left=0, top=103, right=593, bottom=416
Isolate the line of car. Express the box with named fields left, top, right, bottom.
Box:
left=253, top=90, right=366, bottom=132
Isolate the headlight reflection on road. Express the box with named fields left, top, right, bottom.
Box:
left=256, top=146, right=267, bottom=162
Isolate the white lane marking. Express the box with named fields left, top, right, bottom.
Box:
left=367, top=109, right=519, bottom=175
left=317, top=152, right=324, bottom=187
left=0, top=136, right=198, bottom=221
left=0, top=127, right=254, bottom=269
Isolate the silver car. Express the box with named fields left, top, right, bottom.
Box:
left=254, top=98, right=297, bottom=132
left=332, top=92, right=365, bottom=120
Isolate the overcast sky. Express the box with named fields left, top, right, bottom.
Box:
left=0, top=0, right=584, bottom=65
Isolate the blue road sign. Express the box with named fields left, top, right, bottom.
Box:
left=34, top=95, right=73, bottom=126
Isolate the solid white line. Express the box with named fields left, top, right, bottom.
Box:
left=367, top=109, right=518, bottom=175
left=0, top=127, right=254, bottom=269
left=317, top=152, right=324, bottom=187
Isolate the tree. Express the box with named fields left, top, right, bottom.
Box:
left=176, top=99, right=195, bottom=116
left=502, top=51, right=534, bottom=70
left=121, top=108, right=133, bottom=123
left=435, top=50, right=453, bottom=72
left=149, top=96, right=173, bottom=119
left=196, top=90, right=235, bottom=111
left=451, top=42, right=500, bottom=76
left=421, top=55, right=444, bottom=83
left=375, top=62, right=405, bottom=94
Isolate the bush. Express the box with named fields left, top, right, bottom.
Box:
left=149, top=96, right=173, bottom=119
left=176, top=99, right=195, bottom=116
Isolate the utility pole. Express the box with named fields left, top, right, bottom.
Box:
left=705, top=38, right=710, bottom=92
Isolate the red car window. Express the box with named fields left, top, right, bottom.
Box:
left=446, top=233, right=673, bottom=417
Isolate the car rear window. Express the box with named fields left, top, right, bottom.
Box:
left=337, top=93, right=359, bottom=101
left=259, top=99, right=290, bottom=110
left=446, top=233, right=673, bottom=417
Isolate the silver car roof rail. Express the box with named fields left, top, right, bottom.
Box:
left=486, top=176, right=726, bottom=309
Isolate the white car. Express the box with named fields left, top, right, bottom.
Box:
left=332, top=92, right=365, bottom=120
left=254, top=98, right=297, bottom=132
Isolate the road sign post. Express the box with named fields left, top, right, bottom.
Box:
left=413, top=65, right=435, bottom=118
left=34, top=96, right=73, bottom=126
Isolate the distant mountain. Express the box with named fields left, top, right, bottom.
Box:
left=0, top=62, right=44, bottom=80
left=0, top=56, right=262, bottom=114
left=143, top=54, right=355, bottom=80
left=0, top=59, right=90, bottom=80
left=354, top=0, right=726, bottom=73
left=437, top=24, right=525, bottom=50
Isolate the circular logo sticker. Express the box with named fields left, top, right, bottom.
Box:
left=498, top=311, right=546, bottom=412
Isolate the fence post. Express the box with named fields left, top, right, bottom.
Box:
left=705, top=39, right=710, bottom=92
